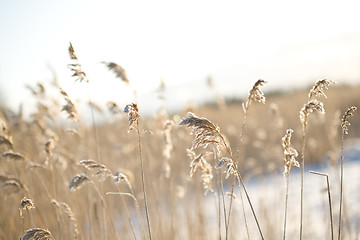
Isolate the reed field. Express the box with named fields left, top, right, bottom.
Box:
left=1, top=44, right=360, bottom=240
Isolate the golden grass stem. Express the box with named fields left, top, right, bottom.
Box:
left=136, top=126, right=152, bottom=240
left=283, top=174, right=290, bottom=240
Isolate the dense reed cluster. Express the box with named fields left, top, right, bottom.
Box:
left=1, top=45, right=359, bottom=239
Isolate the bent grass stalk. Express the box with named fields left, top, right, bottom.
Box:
left=309, top=171, right=334, bottom=240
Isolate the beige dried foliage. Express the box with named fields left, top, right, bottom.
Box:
left=20, top=197, right=35, bottom=218
left=68, top=42, right=89, bottom=83
left=187, top=149, right=213, bottom=194
left=102, top=61, right=129, bottom=85
left=282, top=129, right=299, bottom=175
left=124, top=103, right=140, bottom=132
left=21, top=228, right=55, bottom=240
left=300, top=100, right=325, bottom=127
left=243, top=79, right=268, bottom=112
left=69, top=174, right=90, bottom=191
left=78, top=159, right=112, bottom=181
left=60, top=88, right=79, bottom=122
left=113, top=171, right=133, bottom=192
left=308, top=79, right=336, bottom=99
left=341, top=106, right=357, bottom=135
left=178, top=112, right=231, bottom=154
left=51, top=199, right=79, bottom=240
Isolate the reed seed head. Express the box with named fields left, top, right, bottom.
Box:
left=178, top=112, right=231, bottom=154
left=308, top=79, right=336, bottom=99
left=68, top=42, right=89, bottom=83
left=78, top=159, right=112, bottom=181
left=341, top=106, right=357, bottom=134
left=21, top=228, right=55, bottom=240
left=69, top=174, right=90, bottom=191
left=124, top=103, right=139, bottom=132
left=102, top=61, right=129, bottom=85
left=20, top=197, right=35, bottom=218
left=300, top=100, right=325, bottom=128
left=282, top=129, right=299, bottom=175
left=244, top=79, right=268, bottom=111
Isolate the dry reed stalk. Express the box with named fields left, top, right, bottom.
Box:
left=227, top=79, right=267, bottom=240
left=299, top=99, right=325, bottom=240
left=309, top=171, right=334, bottom=240
left=338, top=106, right=357, bottom=240
left=21, top=228, right=55, bottom=240
left=102, top=61, right=130, bottom=85
left=124, top=103, right=152, bottom=240
left=20, top=197, right=35, bottom=235
left=51, top=199, right=79, bottom=240
left=282, top=129, right=299, bottom=240
left=68, top=174, right=119, bottom=240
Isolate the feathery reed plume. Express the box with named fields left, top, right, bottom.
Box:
left=309, top=171, right=334, bottom=240
left=162, top=120, right=174, bottom=178
left=21, top=228, right=55, bottom=240
left=243, top=79, right=267, bottom=112
left=282, top=129, right=299, bottom=176
left=178, top=112, right=231, bottom=154
left=60, top=88, right=79, bottom=122
left=308, top=79, right=336, bottom=99
left=102, top=62, right=129, bottom=85
left=51, top=199, right=79, bottom=240
left=1, top=150, right=25, bottom=161
left=68, top=42, right=89, bottom=83
left=78, top=159, right=112, bottom=181
left=20, top=197, right=35, bottom=218
left=338, top=106, right=357, bottom=240
left=124, top=103, right=139, bottom=132
left=107, top=101, right=121, bottom=115
left=282, top=129, right=299, bottom=240
left=300, top=100, right=325, bottom=128
left=341, top=106, right=357, bottom=135
left=124, top=102, right=152, bottom=240
left=187, top=149, right=214, bottom=195
left=69, top=174, right=90, bottom=191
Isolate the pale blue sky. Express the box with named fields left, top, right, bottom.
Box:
left=1, top=0, right=360, bottom=116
